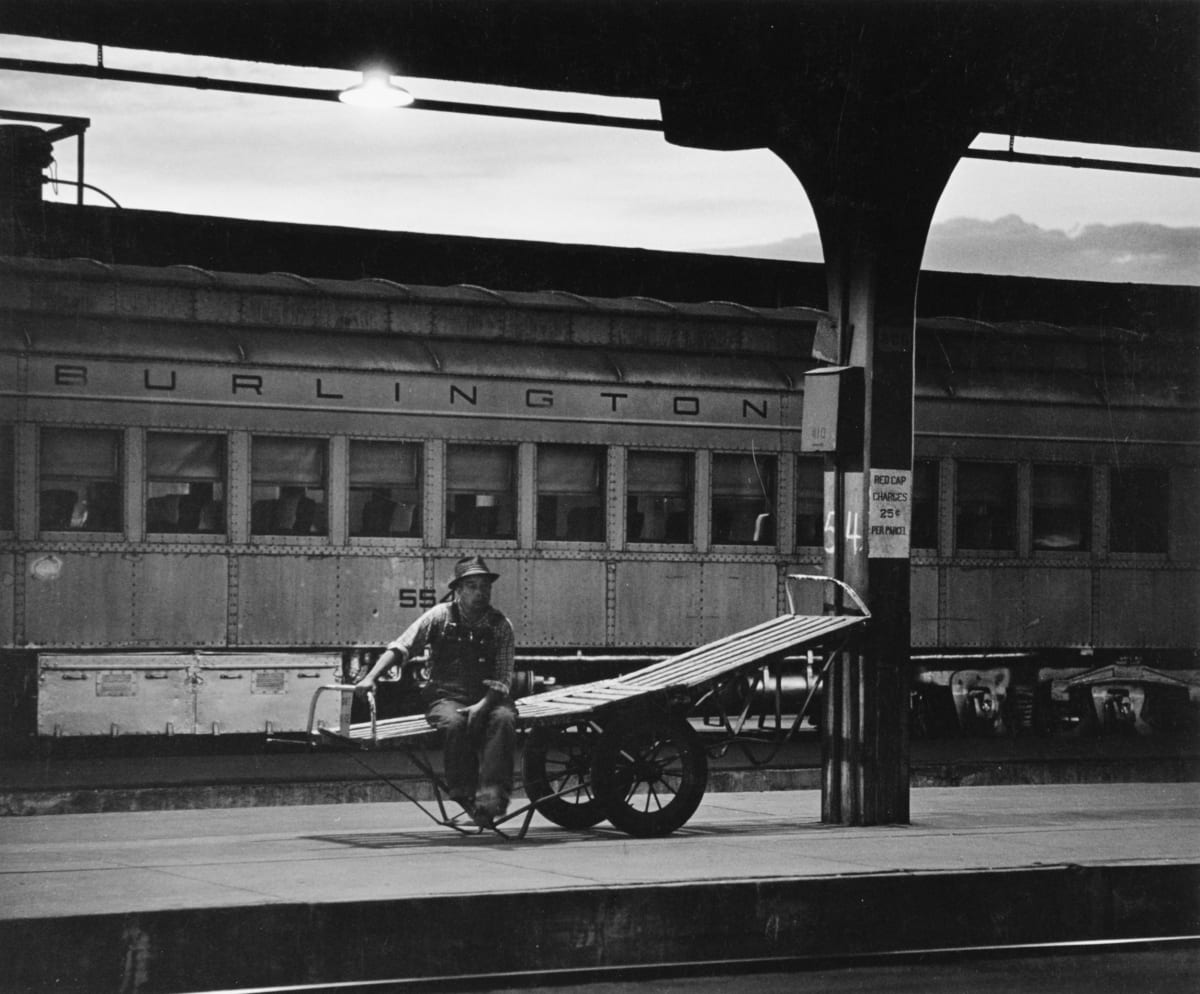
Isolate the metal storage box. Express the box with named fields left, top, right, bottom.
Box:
left=195, top=652, right=343, bottom=734
left=37, top=653, right=194, bottom=736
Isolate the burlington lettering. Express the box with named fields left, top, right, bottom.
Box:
left=47, top=363, right=782, bottom=425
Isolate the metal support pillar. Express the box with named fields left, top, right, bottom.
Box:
left=776, top=131, right=971, bottom=825
left=816, top=212, right=917, bottom=825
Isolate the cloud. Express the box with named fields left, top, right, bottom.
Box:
left=10, top=37, right=1191, bottom=272
left=718, top=216, right=1200, bottom=285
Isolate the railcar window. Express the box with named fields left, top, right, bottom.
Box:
left=911, top=459, right=939, bottom=549
left=627, top=450, right=692, bottom=544
left=349, top=440, right=422, bottom=538
left=0, top=426, right=12, bottom=530
left=250, top=436, right=328, bottom=536
left=712, top=453, right=776, bottom=544
left=1110, top=466, right=1168, bottom=554
left=446, top=444, right=516, bottom=540
left=795, top=456, right=823, bottom=547
left=1032, top=464, right=1090, bottom=551
left=39, top=428, right=122, bottom=533
left=146, top=433, right=226, bottom=534
left=954, top=461, right=1016, bottom=551
left=537, top=444, right=605, bottom=542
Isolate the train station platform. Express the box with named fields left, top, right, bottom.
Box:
left=1, top=782, right=1197, bottom=993
left=2, top=731, right=1197, bottom=816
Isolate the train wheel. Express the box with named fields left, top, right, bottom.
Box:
left=522, top=721, right=607, bottom=829
left=591, top=712, right=708, bottom=837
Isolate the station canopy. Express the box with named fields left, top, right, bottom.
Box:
left=3, top=0, right=1197, bottom=156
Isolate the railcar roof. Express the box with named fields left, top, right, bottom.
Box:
left=0, top=256, right=1195, bottom=348
left=0, top=256, right=1193, bottom=406
left=0, top=256, right=824, bottom=325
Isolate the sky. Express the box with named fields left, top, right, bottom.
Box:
left=3, top=34, right=1199, bottom=285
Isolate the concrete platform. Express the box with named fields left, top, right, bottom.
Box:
left=3, top=732, right=1197, bottom=816
left=1, top=782, right=1197, bottom=993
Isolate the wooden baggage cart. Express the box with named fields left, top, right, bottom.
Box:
left=292, top=576, right=869, bottom=838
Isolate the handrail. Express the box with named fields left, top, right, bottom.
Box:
left=306, top=683, right=376, bottom=743
left=785, top=574, right=871, bottom=619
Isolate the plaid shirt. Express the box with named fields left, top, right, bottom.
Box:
left=388, top=601, right=515, bottom=697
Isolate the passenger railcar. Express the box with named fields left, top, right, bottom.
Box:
left=0, top=255, right=1195, bottom=746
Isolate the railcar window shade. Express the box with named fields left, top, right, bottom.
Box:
left=146, top=432, right=226, bottom=535
left=955, top=461, right=1017, bottom=552
left=147, top=433, right=223, bottom=479
left=712, top=453, right=775, bottom=495
left=349, top=440, right=422, bottom=539
left=1032, top=464, right=1090, bottom=552
left=349, top=440, right=419, bottom=485
left=251, top=436, right=325, bottom=484
left=42, top=427, right=118, bottom=478
left=537, top=444, right=605, bottom=542
left=1110, top=466, right=1169, bottom=554
left=712, top=453, right=776, bottom=546
left=537, top=445, right=603, bottom=493
left=446, top=444, right=516, bottom=540
left=627, top=451, right=692, bottom=544
left=447, top=445, right=514, bottom=492
left=627, top=451, right=692, bottom=494
left=39, top=427, right=122, bottom=533
left=250, top=436, right=328, bottom=536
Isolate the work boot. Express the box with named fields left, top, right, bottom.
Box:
left=474, top=785, right=508, bottom=826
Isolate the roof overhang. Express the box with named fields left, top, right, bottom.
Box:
left=2, top=1, right=1196, bottom=154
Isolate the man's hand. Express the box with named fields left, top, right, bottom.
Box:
left=458, top=685, right=504, bottom=733
left=355, top=648, right=403, bottom=696
left=459, top=699, right=489, bottom=734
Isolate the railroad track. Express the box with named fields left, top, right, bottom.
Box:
left=182, top=935, right=1200, bottom=994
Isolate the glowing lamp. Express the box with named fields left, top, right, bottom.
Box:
left=338, top=70, right=414, bottom=109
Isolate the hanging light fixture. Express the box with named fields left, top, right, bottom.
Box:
left=338, top=68, right=414, bottom=108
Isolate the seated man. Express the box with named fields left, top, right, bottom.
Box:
left=355, top=555, right=517, bottom=826
left=360, top=488, right=397, bottom=536
left=275, top=486, right=317, bottom=534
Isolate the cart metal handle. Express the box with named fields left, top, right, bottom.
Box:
left=785, top=574, right=871, bottom=618
left=306, top=683, right=376, bottom=743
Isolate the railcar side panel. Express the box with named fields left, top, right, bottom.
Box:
left=941, top=566, right=1026, bottom=648
left=525, top=558, right=607, bottom=647
left=236, top=555, right=341, bottom=646
left=1095, top=568, right=1200, bottom=649
left=336, top=554, right=427, bottom=646
left=615, top=561, right=702, bottom=646
left=134, top=553, right=228, bottom=645
left=910, top=564, right=939, bottom=646
left=25, top=553, right=135, bottom=647
left=1171, top=466, right=1200, bottom=561
left=1024, top=566, right=1092, bottom=647
left=698, top=561, right=778, bottom=643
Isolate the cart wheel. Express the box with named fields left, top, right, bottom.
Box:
left=522, top=721, right=607, bottom=829
left=591, top=712, right=708, bottom=837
